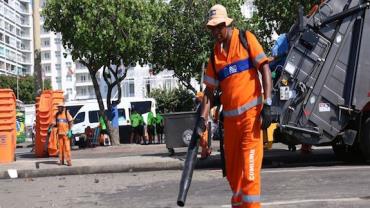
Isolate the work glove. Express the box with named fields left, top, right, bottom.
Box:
left=47, top=126, right=53, bottom=133
left=196, top=117, right=207, bottom=136
left=67, top=130, right=73, bottom=139
left=261, top=104, right=272, bottom=130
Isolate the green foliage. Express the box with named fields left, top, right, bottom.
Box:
left=252, top=0, right=320, bottom=50
left=151, top=0, right=248, bottom=92
left=149, top=87, right=194, bottom=113
left=0, top=75, right=51, bottom=104
left=43, top=0, right=164, bottom=70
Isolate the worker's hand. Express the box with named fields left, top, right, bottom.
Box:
left=67, top=130, right=73, bottom=139
left=261, top=104, right=272, bottom=130
left=196, top=117, right=207, bottom=136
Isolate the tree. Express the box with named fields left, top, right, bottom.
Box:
left=251, top=0, right=321, bottom=50
left=0, top=75, right=51, bottom=104
left=43, top=0, right=164, bottom=145
left=149, top=87, right=194, bottom=113
left=151, top=0, right=248, bottom=93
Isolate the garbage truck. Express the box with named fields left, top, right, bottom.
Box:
left=270, top=0, right=370, bottom=160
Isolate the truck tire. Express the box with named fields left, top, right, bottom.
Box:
left=332, top=140, right=363, bottom=162
left=360, top=118, right=370, bottom=161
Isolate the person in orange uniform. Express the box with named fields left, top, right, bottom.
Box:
left=198, top=4, right=272, bottom=208
left=49, top=103, right=73, bottom=166
left=195, top=92, right=212, bottom=159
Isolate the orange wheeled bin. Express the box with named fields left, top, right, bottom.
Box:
left=0, top=89, right=17, bottom=164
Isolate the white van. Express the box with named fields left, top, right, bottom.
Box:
left=71, top=97, right=156, bottom=137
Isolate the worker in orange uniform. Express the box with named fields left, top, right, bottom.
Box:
left=49, top=103, right=73, bottom=166
left=195, top=92, right=212, bottom=159
left=197, top=4, right=272, bottom=208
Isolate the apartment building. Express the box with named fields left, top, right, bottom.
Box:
left=38, top=0, right=77, bottom=99
left=0, top=0, right=33, bottom=76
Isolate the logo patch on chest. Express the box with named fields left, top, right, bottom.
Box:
left=228, top=65, right=238, bottom=74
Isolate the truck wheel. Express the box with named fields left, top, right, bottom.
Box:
left=360, top=118, right=370, bottom=161
left=168, top=148, right=175, bottom=156
left=332, top=141, right=363, bottom=162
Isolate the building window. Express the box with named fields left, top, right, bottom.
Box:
left=42, top=51, right=50, bottom=60
left=164, top=78, right=172, bottom=90
left=80, top=75, right=86, bottom=82
left=66, top=75, right=72, bottom=81
left=42, top=38, right=50, bottom=47
left=55, top=51, right=61, bottom=58
left=123, top=79, right=135, bottom=97
left=54, top=38, right=61, bottom=45
left=66, top=88, right=72, bottom=96
left=145, top=78, right=152, bottom=96
left=56, top=77, right=61, bottom=83
left=42, top=64, right=51, bottom=73
left=5, top=35, right=9, bottom=44
left=55, top=64, right=61, bottom=71
left=66, top=62, right=72, bottom=67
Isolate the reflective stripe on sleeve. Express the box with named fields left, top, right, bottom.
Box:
left=243, top=194, right=261, bottom=203
left=223, top=96, right=262, bottom=117
left=253, top=52, right=267, bottom=67
left=204, top=75, right=219, bottom=87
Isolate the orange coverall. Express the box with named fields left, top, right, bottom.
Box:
left=55, top=110, right=73, bottom=165
left=204, top=29, right=269, bottom=208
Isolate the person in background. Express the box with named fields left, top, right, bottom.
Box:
left=49, top=102, right=73, bottom=166
left=155, top=112, right=164, bottom=144
left=84, top=126, right=93, bottom=148
left=130, top=109, right=144, bottom=144
left=99, top=115, right=109, bottom=146
left=147, top=111, right=156, bottom=144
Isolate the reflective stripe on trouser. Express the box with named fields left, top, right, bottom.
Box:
left=224, top=105, right=263, bottom=208
left=58, top=135, right=71, bottom=163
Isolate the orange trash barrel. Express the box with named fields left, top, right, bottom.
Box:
left=0, top=89, right=16, bottom=164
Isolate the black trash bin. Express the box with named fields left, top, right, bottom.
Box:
left=163, top=111, right=198, bottom=155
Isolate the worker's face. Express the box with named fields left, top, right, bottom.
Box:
left=209, top=22, right=228, bottom=43
left=57, top=106, right=64, bottom=112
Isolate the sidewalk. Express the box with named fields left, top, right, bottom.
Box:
left=0, top=143, right=221, bottom=180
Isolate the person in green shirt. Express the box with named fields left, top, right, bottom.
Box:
left=155, top=113, right=164, bottom=144
left=130, top=109, right=145, bottom=144
left=99, top=115, right=111, bottom=146
left=147, top=111, right=156, bottom=144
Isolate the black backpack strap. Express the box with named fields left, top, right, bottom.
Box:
left=210, top=49, right=217, bottom=78
left=239, top=29, right=259, bottom=68
left=239, top=29, right=249, bottom=51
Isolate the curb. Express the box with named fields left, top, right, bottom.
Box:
left=0, top=156, right=221, bottom=180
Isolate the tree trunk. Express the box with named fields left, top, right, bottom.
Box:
left=89, top=69, right=120, bottom=145
left=107, top=121, right=120, bottom=145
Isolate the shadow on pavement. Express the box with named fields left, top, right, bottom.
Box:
left=35, top=160, right=58, bottom=169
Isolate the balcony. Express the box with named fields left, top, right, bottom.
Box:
left=20, top=19, right=31, bottom=27
left=75, top=81, right=93, bottom=87
left=18, top=6, right=30, bottom=15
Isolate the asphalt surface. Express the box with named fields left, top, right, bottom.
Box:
left=1, top=166, right=370, bottom=208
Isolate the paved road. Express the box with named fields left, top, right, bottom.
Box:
left=1, top=167, right=370, bottom=208
left=2, top=145, right=370, bottom=208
